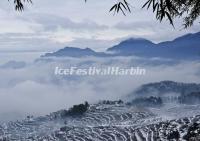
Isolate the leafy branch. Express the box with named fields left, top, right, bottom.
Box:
left=7, top=0, right=200, bottom=28
left=8, top=0, right=32, bottom=11
left=109, top=0, right=200, bottom=28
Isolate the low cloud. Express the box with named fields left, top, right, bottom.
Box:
left=0, top=33, right=65, bottom=51
left=0, top=56, right=199, bottom=122
left=18, top=13, right=108, bottom=32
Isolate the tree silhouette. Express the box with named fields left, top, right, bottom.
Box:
left=8, top=0, right=200, bottom=28
left=109, top=0, right=200, bottom=28
left=8, top=0, right=32, bottom=11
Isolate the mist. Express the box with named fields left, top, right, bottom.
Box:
left=0, top=55, right=199, bottom=122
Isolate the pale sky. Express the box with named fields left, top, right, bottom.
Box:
left=0, top=0, right=199, bottom=52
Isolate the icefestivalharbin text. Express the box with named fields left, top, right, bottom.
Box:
left=55, top=66, right=146, bottom=76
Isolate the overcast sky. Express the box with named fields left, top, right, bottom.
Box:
left=0, top=0, right=199, bottom=52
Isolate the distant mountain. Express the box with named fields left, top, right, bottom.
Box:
left=42, top=32, right=200, bottom=59
left=107, top=38, right=156, bottom=56
left=158, top=32, right=200, bottom=48
left=130, top=81, right=200, bottom=98
left=107, top=32, right=200, bottom=59
left=42, top=47, right=108, bottom=58
left=0, top=61, right=26, bottom=69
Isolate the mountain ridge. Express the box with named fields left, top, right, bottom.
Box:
left=128, top=80, right=200, bottom=98
left=42, top=32, right=200, bottom=59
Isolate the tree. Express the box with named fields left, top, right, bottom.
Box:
left=8, top=0, right=32, bottom=11
left=67, top=101, right=89, bottom=115
left=8, top=0, right=200, bottom=28
left=109, top=0, right=200, bottom=28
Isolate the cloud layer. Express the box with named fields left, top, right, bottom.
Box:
left=0, top=56, right=199, bottom=122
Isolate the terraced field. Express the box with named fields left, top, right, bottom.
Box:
left=0, top=103, right=200, bottom=141
left=35, top=115, right=200, bottom=141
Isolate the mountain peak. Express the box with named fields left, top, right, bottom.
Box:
left=42, top=46, right=109, bottom=58
left=107, top=38, right=155, bottom=55
left=61, top=46, right=93, bottom=51
left=106, top=32, right=200, bottom=59
left=43, top=46, right=97, bottom=57
left=173, top=32, right=200, bottom=42
left=118, top=38, right=154, bottom=45
left=41, top=32, right=200, bottom=59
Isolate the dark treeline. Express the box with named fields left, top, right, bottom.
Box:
left=127, top=91, right=200, bottom=107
